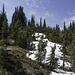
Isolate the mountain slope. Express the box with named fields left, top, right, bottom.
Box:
left=6, top=46, right=49, bottom=75
left=27, top=33, right=75, bottom=75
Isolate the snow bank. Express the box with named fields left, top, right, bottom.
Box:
left=34, top=33, right=46, bottom=38
left=51, top=71, right=75, bottom=75
left=51, top=69, right=75, bottom=75
left=27, top=33, right=71, bottom=67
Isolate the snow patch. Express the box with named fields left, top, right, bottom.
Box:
left=51, top=69, right=75, bottom=75
left=27, top=33, right=71, bottom=68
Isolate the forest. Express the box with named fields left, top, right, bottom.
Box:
left=0, top=4, right=75, bottom=75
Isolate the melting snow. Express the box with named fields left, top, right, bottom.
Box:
left=51, top=69, right=75, bottom=75
left=51, top=71, right=75, bottom=75
left=27, top=33, right=74, bottom=75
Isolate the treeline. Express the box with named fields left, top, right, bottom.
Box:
left=0, top=4, right=75, bottom=72
left=0, top=5, right=75, bottom=48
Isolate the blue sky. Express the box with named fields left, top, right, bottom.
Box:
left=0, top=0, right=75, bottom=28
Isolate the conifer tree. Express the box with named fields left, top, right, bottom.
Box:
left=0, top=14, right=3, bottom=32
left=31, top=15, right=35, bottom=28
left=68, top=31, right=72, bottom=44
left=12, top=19, right=21, bottom=39
left=61, top=23, right=68, bottom=69
left=64, top=21, right=66, bottom=31
left=2, top=18, right=8, bottom=39
left=55, top=25, right=60, bottom=42
left=0, top=48, right=25, bottom=74
left=71, top=33, right=75, bottom=71
left=43, top=19, right=46, bottom=28
left=61, top=36, right=67, bottom=70
left=40, top=17, right=42, bottom=27
left=0, top=4, right=8, bottom=39
left=35, top=35, right=47, bottom=64
left=12, top=7, right=18, bottom=25
left=17, top=31, right=27, bottom=48
left=28, top=19, right=31, bottom=27
left=3, top=4, right=5, bottom=20
left=15, top=19, right=21, bottom=29
left=72, top=21, right=75, bottom=31
left=47, top=45, right=58, bottom=71
left=69, top=22, right=72, bottom=31
left=18, top=6, right=27, bottom=26
left=11, top=6, right=27, bottom=30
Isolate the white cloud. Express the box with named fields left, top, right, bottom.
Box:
left=69, top=16, right=75, bottom=20
left=64, top=16, right=75, bottom=25
left=28, top=11, right=37, bottom=16
left=44, top=11, right=54, bottom=17
left=25, top=0, right=37, bottom=7
left=28, top=10, right=40, bottom=22
left=45, top=12, right=51, bottom=16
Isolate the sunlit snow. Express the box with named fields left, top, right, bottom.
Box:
left=26, top=33, right=74, bottom=75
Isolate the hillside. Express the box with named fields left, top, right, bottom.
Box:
left=0, top=3, right=75, bottom=75
left=0, top=45, right=50, bottom=75
left=27, top=33, right=75, bottom=75
left=0, top=33, right=75, bottom=75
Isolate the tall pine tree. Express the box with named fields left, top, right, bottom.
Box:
left=43, top=19, right=46, bottom=28
left=47, top=44, right=58, bottom=71
left=40, top=17, right=42, bottom=27
left=31, top=15, right=35, bottom=28
left=71, top=33, right=75, bottom=72
left=0, top=4, right=8, bottom=39
left=35, top=35, right=47, bottom=64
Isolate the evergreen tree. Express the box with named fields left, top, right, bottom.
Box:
left=71, top=33, right=75, bottom=72
left=56, top=24, right=60, bottom=33
left=61, top=35, right=67, bottom=70
left=61, top=45, right=66, bottom=70
left=55, top=25, right=60, bottom=42
left=2, top=3, right=5, bottom=20
left=0, top=14, right=3, bottom=31
left=43, top=19, right=46, bottom=28
left=2, top=18, right=8, bottom=39
left=72, top=21, right=75, bottom=31
left=12, top=19, right=21, bottom=39
left=35, top=35, right=47, bottom=64
left=12, top=7, right=18, bottom=25
left=16, top=30, right=27, bottom=48
left=40, top=17, right=42, bottom=27
left=11, top=6, right=27, bottom=32
left=51, top=27, right=56, bottom=42
left=15, top=19, right=21, bottom=29
left=47, top=45, right=58, bottom=71
left=0, top=4, right=8, bottom=39
left=68, top=31, right=72, bottom=45
left=69, top=22, right=72, bottom=31
left=0, top=48, right=25, bottom=75
left=18, top=6, right=27, bottom=26
left=28, top=19, right=31, bottom=27
left=31, top=15, right=35, bottom=28
left=64, top=21, right=66, bottom=31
